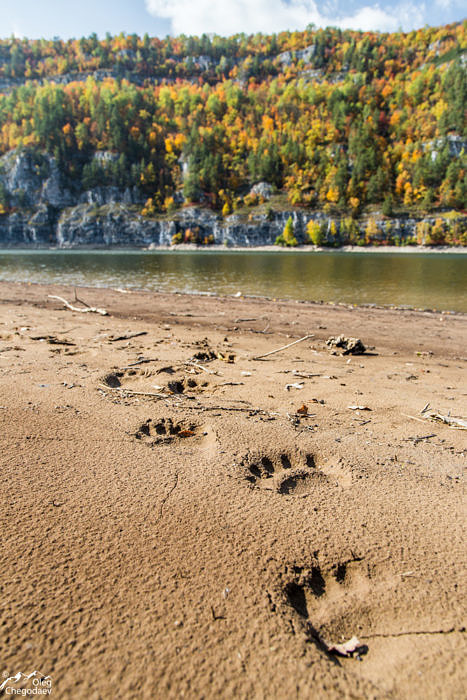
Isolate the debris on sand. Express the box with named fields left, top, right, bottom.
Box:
left=326, top=335, right=366, bottom=355
left=285, top=382, right=304, bottom=391
left=327, top=636, right=366, bottom=658
left=107, top=331, right=147, bottom=342
left=420, top=403, right=467, bottom=429
left=426, top=412, right=467, bottom=429
left=253, top=334, right=314, bottom=361
left=217, top=351, right=236, bottom=363
left=30, top=335, right=75, bottom=346
left=48, top=294, right=108, bottom=316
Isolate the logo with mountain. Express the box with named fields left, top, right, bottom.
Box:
left=0, top=670, right=52, bottom=695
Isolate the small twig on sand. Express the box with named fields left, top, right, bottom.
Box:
left=48, top=295, right=108, bottom=316
left=185, top=361, right=219, bottom=375
left=249, top=323, right=271, bottom=334
left=74, top=287, right=91, bottom=308
left=211, top=605, right=225, bottom=621
left=120, top=358, right=158, bottom=369
left=292, top=371, right=322, bottom=379
left=427, top=413, right=467, bottom=429
left=252, top=334, right=314, bottom=361
left=402, top=413, right=427, bottom=424
left=404, top=412, right=467, bottom=429
left=109, top=332, right=147, bottom=342
left=98, top=384, right=167, bottom=398
left=404, top=434, right=436, bottom=445
left=159, top=473, right=179, bottom=518
left=353, top=418, right=372, bottom=426
left=185, top=404, right=277, bottom=417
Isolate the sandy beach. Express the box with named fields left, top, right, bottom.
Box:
left=144, top=244, right=467, bottom=253
left=0, top=281, right=465, bottom=698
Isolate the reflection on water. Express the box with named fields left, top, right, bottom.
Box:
left=0, top=249, right=466, bottom=312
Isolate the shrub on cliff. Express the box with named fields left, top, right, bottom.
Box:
left=306, top=219, right=325, bottom=246
left=340, top=217, right=360, bottom=245
left=275, top=216, right=298, bottom=247
left=428, top=219, right=447, bottom=245
left=364, top=218, right=380, bottom=245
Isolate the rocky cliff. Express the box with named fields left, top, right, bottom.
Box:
left=0, top=149, right=463, bottom=248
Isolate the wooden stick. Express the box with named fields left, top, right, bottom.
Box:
left=184, top=404, right=277, bottom=416
left=404, top=412, right=467, bottom=429
left=98, top=384, right=167, bottom=398
left=48, top=295, right=108, bottom=316
left=252, top=334, right=314, bottom=360
left=119, top=358, right=158, bottom=369
left=74, top=287, right=91, bottom=308
left=402, top=413, right=428, bottom=423
left=184, top=361, right=218, bottom=375
left=292, top=372, right=322, bottom=379
left=109, top=331, right=147, bottom=342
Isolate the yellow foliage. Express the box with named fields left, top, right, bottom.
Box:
left=365, top=218, right=380, bottom=244
left=403, top=181, right=413, bottom=206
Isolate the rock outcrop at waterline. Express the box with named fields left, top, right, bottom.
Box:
left=0, top=200, right=431, bottom=248
left=0, top=149, right=464, bottom=248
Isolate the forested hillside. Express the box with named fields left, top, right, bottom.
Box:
left=0, top=22, right=465, bottom=245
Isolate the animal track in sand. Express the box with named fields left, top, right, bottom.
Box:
left=134, top=418, right=218, bottom=453
left=165, top=375, right=211, bottom=395
left=101, top=368, right=211, bottom=395
left=102, top=367, right=160, bottom=390
left=242, top=451, right=326, bottom=495
left=135, top=417, right=205, bottom=445
left=283, top=557, right=387, bottom=648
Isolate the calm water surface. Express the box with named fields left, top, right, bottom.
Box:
left=0, top=249, right=466, bottom=312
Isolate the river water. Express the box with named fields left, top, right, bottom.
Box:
left=0, top=249, right=466, bottom=312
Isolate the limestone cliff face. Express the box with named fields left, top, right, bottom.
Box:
left=0, top=149, right=462, bottom=248
left=56, top=204, right=175, bottom=248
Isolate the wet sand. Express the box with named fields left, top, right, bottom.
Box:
left=0, top=281, right=465, bottom=698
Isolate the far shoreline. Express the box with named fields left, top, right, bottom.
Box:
left=1, top=244, right=466, bottom=254
left=147, top=244, right=467, bottom=254
left=1, top=279, right=466, bottom=316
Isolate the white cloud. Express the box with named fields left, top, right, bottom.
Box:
left=434, top=0, right=462, bottom=7
left=145, top=0, right=427, bottom=36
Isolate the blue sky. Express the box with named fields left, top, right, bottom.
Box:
left=0, top=0, right=465, bottom=39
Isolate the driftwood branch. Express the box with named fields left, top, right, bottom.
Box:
left=48, top=295, right=108, bottom=316
left=184, top=404, right=279, bottom=417
left=119, top=357, right=157, bottom=369
left=252, top=334, right=314, bottom=361
left=109, top=331, right=147, bottom=342
left=98, top=384, right=167, bottom=398
left=404, top=411, right=467, bottom=429
left=74, top=288, right=91, bottom=308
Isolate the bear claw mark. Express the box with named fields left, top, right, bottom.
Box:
left=242, top=451, right=321, bottom=494
left=135, top=418, right=202, bottom=445
left=281, top=558, right=371, bottom=661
